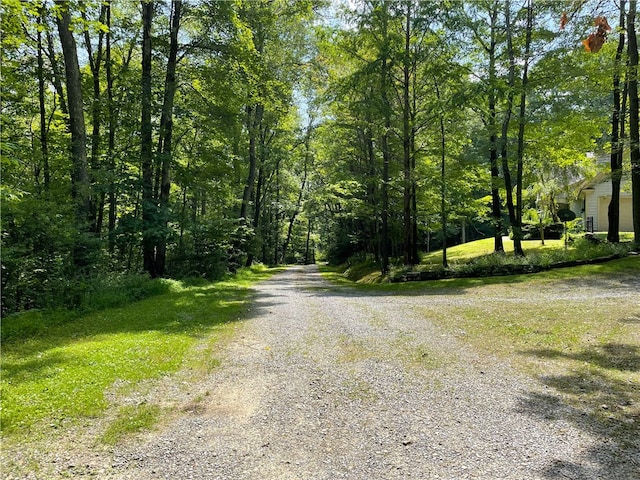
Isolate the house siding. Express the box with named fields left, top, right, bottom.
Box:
left=583, top=179, right=633, bottom=232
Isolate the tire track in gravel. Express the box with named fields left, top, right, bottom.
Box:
left=110, top=265, right=639, bottom=480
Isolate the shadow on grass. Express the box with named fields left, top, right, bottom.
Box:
left=621, top=314, right=640, bottom=324
left=0, top=277, right=282, bottom=437
left=518, top=342, right=640, bottom=479
left=1, top=351, right=68, bottom=385
left=529, top=344, right=640, bottom=372
left=1, top=281, right=279, bottom=382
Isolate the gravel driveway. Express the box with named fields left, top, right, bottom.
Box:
left=109, top=265, right=639, bottom=480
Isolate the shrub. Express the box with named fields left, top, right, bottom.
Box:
left=521, top=222, right=565, bottom=240
left=79, top=273, right=173, bottom=312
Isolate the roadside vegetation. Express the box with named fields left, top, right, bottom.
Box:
left=0, top=265, right=279, bottom=463
left=324, top=233, right=637, bottom=284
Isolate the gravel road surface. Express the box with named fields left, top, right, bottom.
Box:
left=108, top=265, right=639, bottom=480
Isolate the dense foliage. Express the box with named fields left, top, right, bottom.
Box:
left=1, top=0, right=638, bottom=315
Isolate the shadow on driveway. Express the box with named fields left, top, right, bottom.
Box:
left=518, top=341, right=640, bottom=479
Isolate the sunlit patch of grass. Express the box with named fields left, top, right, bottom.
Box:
left=1, top=330, right=190, bottom=436
left=228, top=264, right=287, bottom=286
left=421, top=238, right=567, bottom=265
left=421, top=234, right=635, bottom=268
left=327, top=262, right=385, bottom=284
left=100, top=404, right=163, bottom=445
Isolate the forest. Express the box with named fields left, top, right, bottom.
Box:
left=2, top=0, right=639, bottom=316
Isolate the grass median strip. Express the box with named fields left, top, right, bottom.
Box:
left=1, top=265, right=280, bottom=446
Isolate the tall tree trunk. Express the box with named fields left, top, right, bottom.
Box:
left=155, top=0, right=182, bottom=277
left=273, top=162, right=281, bottom=265
left=609, top=1, right=627, bottom=243
left=500, top=0, right=524, bottom=256
left=435, top=82, right=448, bottom=269
left=240, top=104, right=264, bottom=222
left=37, top=6, right=50, bottom=192
left=362, top=122, right=379, bottom=261
left=380, top=90, right=391, bottom=273
left=402, top=0, right=414, bottom=265
left=141, top=0, right=156, bottom=277
left=82, top=5, right=107, bottom=234
left=304, top=218, right=313, bottom=264
left=628, top=0, right=640, bottom=242
left=488, top=3, right=504, bottom=253
left=410, top=65, right=419, bottom=264
left=240, top=18, right=266, bottom=266
left=379, top=2, right=391, bottom=275
left=55, top=0, right=92, bottom=269
left=106, top=2, right=117, bottom=254
left=514, top=0, right=533, bottom=255
left=248, top=158, right=264, bottom=266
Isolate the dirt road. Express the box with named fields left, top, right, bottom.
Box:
left=110, top=265, right=639, bottom=479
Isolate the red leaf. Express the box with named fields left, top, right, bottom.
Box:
left=583, top=32, right=606, bottom=53
left=594, top=16, right=612, bottom=32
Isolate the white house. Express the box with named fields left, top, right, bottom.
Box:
left=573, top=172, right=633, bottom=232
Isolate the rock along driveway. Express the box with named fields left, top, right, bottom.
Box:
left=111, top=265, right=639, bottom=480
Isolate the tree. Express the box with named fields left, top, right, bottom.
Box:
left=514, top=0, right=533, bottom=253
left=628, top=0, right=640, bottom=242
left=36, top=4, right=50, bottom=193
left=81, top=2, right=107, bottom=234
left=140, top=0, right=155, bottom=276
left=377, top=1, right=393, bottom=274
left=55, top=0, right=93, bottom=269
left=401, top=0, right=415, bottom=265
left=106, top=0, right=116, bottom=253
left=467, top=0, right=505, bottom=253
left=608, top=0, right=627, bottom=243
left=154, top=0, right=183, bottom=276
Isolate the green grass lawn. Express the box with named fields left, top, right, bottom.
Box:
left=326, top=233, right=637, bottom=284
left=421, top=237, right=565, bottom=263
left=421, top=232, right=635, bottom=266
left=0, top=266, right=280, bottom=449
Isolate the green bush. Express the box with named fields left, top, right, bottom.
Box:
left=79, top=273, right=173, bottom=312
left=1, top=274, right=174, bottom=343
